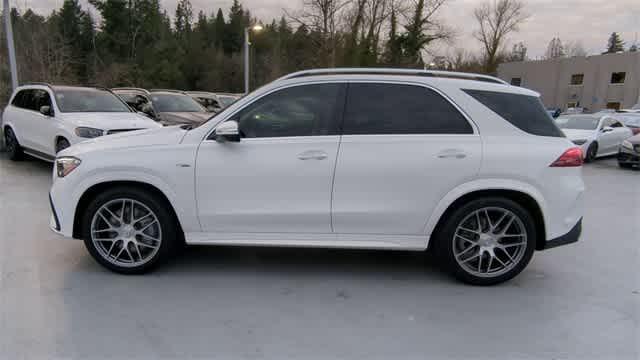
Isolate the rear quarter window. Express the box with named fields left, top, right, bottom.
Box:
left=463, top=89, right=565, bottom=137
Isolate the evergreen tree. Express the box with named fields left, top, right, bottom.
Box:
left=604, top=32, right=625, bottom=53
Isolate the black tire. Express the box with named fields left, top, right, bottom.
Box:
left=433, top=197, right=536, bottom=286
left=56, top=138, right=71, bottom=153
left=584, top=142, right=598, bottom=163
left=81, top=186, right=179, bottom=274
left=4, top=127, right=24, bottom=161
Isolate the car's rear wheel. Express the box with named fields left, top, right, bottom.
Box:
left=56, top=138, right=71, bottom=153
left=81, top=187, right=178, bottom=274
left=4, top=127, right=24, bottom=161
left=584, top=142, right=598, bottom=163
left=434, top=197, right=536, bottom=285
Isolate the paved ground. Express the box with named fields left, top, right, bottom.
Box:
left=0, top=153, right=638, bottom=360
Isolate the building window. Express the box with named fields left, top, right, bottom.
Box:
left=570, top=74, right=584, bottom=85
left=606, top=102, right=621, bottom=110
left=567, top=102, right=578, bottom=109
left=611, top=72, right=626, bottom=84
left=510, top=77, right=522, bottom=86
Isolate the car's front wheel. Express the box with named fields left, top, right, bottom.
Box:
left=81, top=187, right=179, bottom=274
left=584, top=142, right=598, bottom=163
left=434, top=197, right=536, bottom=285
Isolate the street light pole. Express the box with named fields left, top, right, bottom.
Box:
left=244, top=27, right=249, bottom=94
left=243, top=25, right=263, bottom=94
left=3, top=0, right=18, bottom=90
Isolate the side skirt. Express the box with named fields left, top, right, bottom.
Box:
left=23, top=146, right=55, bottom=162
left=185, top=232, right=429, bottom=251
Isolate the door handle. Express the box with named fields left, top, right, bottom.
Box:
left=298, top=150, right=328, bottom=160
left=437, top=149, right=467, bottom=159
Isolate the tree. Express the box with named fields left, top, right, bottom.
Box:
left=630, top=44, right=638, bottom=52
left=545, top=37, right=565, bottom=59
left=398, top=0, right=452, bottom=66
left=604, top=32, right=625, bottom=53
left=473, top=0, right=529, bottom=73
left=174, top=0, right=193, bottom=39
left=508, top=41, right=527, bottom=61
left=565, top=40, right=587, bottom=57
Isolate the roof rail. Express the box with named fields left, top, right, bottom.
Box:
left=149, top=89, right=187, bottom=94
left=278, top=68, right=509, bottom=85
left=21, top=82, right=53, bottom=88
left=112, top=87, right=151, bottom=94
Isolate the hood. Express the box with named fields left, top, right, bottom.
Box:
left=62, top=112, right=162, bottom=131
left=157, top=112, right=212, bottom=126
left=561, top=129, right=596, bottom=141
left=58, top=125, right=188, bottom=157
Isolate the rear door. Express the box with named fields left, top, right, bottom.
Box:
left=598, top=117, right=619, bottom=154
left=331, top=82, right=481, bottom=235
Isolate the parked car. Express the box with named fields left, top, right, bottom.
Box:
left=617, top=133, right=640, bottom=169
left=49, top=68, right=584, bottom=285
left=615, top=113, right=640, bottom=135
left=148, top=90, right=212, bottom=126
left=555, top=114, right=633, bottom=162
left=186, top=91, right=223, bottom=112
left=2, top=84, right=161, bottom=161
left=546, top=108, right=561, bottom=118
left=215, top=93, right=241, bottom=108
left=112, top=88, right=157, bottom=120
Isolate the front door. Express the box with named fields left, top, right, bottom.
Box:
left=195, top=83, right=345, bottom=234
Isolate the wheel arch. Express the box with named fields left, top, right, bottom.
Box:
left=72, top=180, right=184, bottom=241
left=425, top=186, right=547, bottom=251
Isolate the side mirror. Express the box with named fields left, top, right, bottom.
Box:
left=40, top=105, right=53, bottom=116
left=214, top=120, right=240, bottom=142
left=601, top=126, right=614, bottom=133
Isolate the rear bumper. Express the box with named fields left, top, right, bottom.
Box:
left=541, top=218, right=581, bottom=250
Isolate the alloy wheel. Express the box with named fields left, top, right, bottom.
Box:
left=90, top=198, right=163, bottom=268
left=452, top=207, right=528, bottom=278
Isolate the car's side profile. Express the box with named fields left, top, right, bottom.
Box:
left=555, top=114, right=633, bottom=162
left=2, top=84, right=161, bottom=162
left=49, top=68, right=585, bottom=285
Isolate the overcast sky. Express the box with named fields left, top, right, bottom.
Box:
left=22, top=0, right=640, bottom=59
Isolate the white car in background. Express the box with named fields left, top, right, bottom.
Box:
left=2, top=84, right=161, bottom=162
left=555, top=114, right=633, bottom=162
left=49, top=68, right=585, bottom=285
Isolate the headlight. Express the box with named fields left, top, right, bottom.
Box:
left=75, top=127, right=104, bottom=138
left=56, top=157, right=81, bottom=177
left=621, top=140, right=633, bottom=149
left=572, top=139, right=587, bottom=145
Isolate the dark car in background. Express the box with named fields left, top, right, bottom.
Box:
left=112, top=88, right=157, bottom=120
left=618, top=133, right=640, bottom=169
left=186, top=91, right=223, bottom=112
left=148, top=89, right=212, bottom=126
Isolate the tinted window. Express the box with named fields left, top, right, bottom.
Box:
left=55, top=88, right=131, bottom=112
left=463, top=89, right=565, bottom=137
left=343, top=83, right=472, bottom=135
left=234, top=83, right=343, bottom=138
left=32, top=89, right=52, bottom=111
left=151, top=94, right=205, bottom=113
left=611, top=120, right=623, bottom=128
left=555, top=115, right=599, bottom=130
left=11, top=90, right=27, bottom=108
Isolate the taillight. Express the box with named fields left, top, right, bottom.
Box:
left=631, top=127, right=640, bottom=135
left=550, top=147, right=583, bottom=167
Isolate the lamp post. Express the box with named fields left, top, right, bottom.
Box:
left=244, top=24, right=263, bottom=94
left=3, top=0, right=18, bottom=90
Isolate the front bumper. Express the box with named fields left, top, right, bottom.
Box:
left=617, top=147, right=639, bottom=165
left=541, top=218, right=582, bottom=250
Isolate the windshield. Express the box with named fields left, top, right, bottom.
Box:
left=620, top=116, right=640, bottom=127
left=555, top=115, right=599, bottom=130
left=151, top=93, right=205, bottom=113
left=55, top=89, right=131, bottom=113
left=218, top=95, right=239, bottom=107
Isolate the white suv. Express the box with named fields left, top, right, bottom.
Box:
left=49, top=69, right=585, bottom=285
left=2, top=84, right=161, bottom=161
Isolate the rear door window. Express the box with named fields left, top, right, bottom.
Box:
left=463, top=89, right=565, bottom=137
left=342, top=83, right=473, bottom=135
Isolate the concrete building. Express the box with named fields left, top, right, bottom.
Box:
left=498, top=52, right=640, bottom=111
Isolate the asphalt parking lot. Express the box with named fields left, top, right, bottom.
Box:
left=0, top=153, right=637, bottom=359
